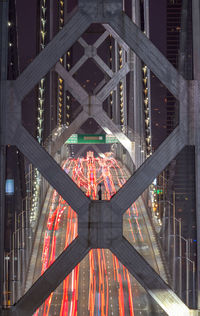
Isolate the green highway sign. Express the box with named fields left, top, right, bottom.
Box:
left=65, top=134, right=78, bottom=144
left=65, top=134, right=119, bottom=144
left=78, top=134, right=105, bottom=144
left=154, top=189, right=163, bottom=194
left=105, top=135, right=119, bottom=143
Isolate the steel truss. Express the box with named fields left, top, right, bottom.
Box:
left=1, top=0, right=199, bottom=315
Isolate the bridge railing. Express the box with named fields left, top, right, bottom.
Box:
left=3, top=196, right=33, bottom=306
left=3, top=143, right=68, bottom=306
left=113, top=137, right=196, bottom=309
left=158, top=199, right=196, bottom=308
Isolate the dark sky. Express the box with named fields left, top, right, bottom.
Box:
left=16, top=0, right=37, bottom=73
left=149, top=0, right=167, bottom=56
left=16, top=0, right=37, bottom=135
left=149, top=0, right=167, bottom=149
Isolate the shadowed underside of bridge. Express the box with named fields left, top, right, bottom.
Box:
left=0, top=0, right=200, bottom=315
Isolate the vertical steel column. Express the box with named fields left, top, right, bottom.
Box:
left=179, top=218, right=182, bottom=298
left=122, top=48, right=127, bottom=133
left=127, top=49, right=134, bottom=131
left=143, top=0, right=152, bottom=157
left=49, top=0, right=54, bottom=133
left=172, top=191, right=176, bottom=290
left=192, top=0, right=200, bottom=308
left=0, top=0, right=8, bottom=309
left=132, top=0, right=142, bottom=136
left=113, top=39, right=120, bottom=125
left=131, top=0, right=144, bottom=167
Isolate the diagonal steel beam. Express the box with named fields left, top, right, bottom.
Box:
left=93, top=110, right=135, bottom=163
left=13, top=237, right=90, bottom=316
left=50, top=111, right=89, bottom=156
left=93, top=30, right=109, bottom=49
left=111, top=126, right=187, bottom=213
left=78, top=37, right=88, bottom=48
left=79, top=33, right=113, bottom=77
left=14, top=125, right=90, bottom=212
left=110, top=14, right=186, bottom=100
left=93, top=54, right=113, bottom=77
left=93, top=78, right=106, bottom=94
left=97, top=63, right=129, bottom=102
left=103, top=24, right=129, bottom=51
left=110, top=237, right=190, bottom=316
left=55, top=62, right=89, bottom=104
left=15, top=10, right=92, bottom=101
left=69, top=54, right=88, bottom=76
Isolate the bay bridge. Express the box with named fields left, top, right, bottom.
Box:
left=0, top=0, right=199, bottom=315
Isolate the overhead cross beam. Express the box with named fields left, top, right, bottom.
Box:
left=1, top=0, right=194, bottom=315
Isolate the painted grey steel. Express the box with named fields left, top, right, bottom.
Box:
left=15, top=10, right=92, bottom=100
left=77, top=32, right=112, bottom=78
left=103, top=24, right=129, bottom=51
left=0, top=0, right=8, bottom=310
left=194, top=84, right=200, bottom=309
left=55, top=62, right=88, bottom=104
left=110, top=14, right=184, bottom=100
left=93, top=30, right=109, bottom=48
left=93, top=54, right=114, bottom=77
left=54, top=59, right=133, bottom=160
left=1, top=0, right=197, bottom=314
left=78, top=37, right=88, bottom=48
left=191, top=79, right=200, bottom=309
left=94, top=110, right=135, bottom=161
left=50, top=110, right=89, bottom=156
left=113, top=39, right=120, bottom=125
left=121, top=48, right=128, bottom=131
left=97, top=63, right=129, bottom=102
left=111, top=126, right=187, bottom=213
left=14, top=125, right=90, bottom=213
left=69, top=54, right=88, bottom=76
left=12, top=238, right=90, bottom=316
left=110, top=237, right=190, bottom=316
left=192, top=2, right=200, bottom=305
left=93, top=78, right=106, bottom=94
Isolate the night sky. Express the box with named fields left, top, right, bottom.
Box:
left=149, top=0, right=168, bottom=149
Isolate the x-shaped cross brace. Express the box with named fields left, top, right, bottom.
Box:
left=1, top=0, right=192, bottom=315
left=53, top=61, right=135, bottom=161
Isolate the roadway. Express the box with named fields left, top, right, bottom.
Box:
left=32, top=151, right=166, bottom=316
